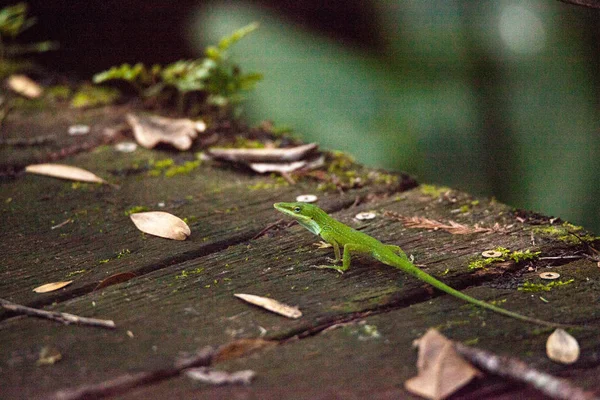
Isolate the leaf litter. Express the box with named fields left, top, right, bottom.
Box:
left=546, top=329, right=580, bottom=364
left=405, top=329, right=480, bottom=400
left=129, top=211, right=191, bottom=240
left=33, top=281, right=73, bottom=293
left=25, top=164, right=107, bottom=184
left=234, top=293, right=302, bottom=319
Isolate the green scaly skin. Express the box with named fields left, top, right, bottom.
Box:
left=274, top=202, right=578, bottom=328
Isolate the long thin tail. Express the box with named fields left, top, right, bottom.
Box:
left=396, top=258, right=584, bottom=329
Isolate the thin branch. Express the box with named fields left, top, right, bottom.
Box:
left=51, top=347, right=215, bottom=400
left=0, top=298, right=116, bottom=329
left=454, top=342, right=599, bottom=400
left=252, top=218, right=287, bottom=240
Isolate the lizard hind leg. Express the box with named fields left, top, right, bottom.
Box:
left=386, top=245, right=409, bottom=260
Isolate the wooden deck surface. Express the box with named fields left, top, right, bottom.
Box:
left=1, top=105, right=599, bottom=399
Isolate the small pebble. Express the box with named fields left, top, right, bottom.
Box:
left=355, top=212, right=376, bottom=220
left=68, top=124, right=90, bottom=136
left=540, top=272, right=560, bottom=280
left=114, top=141, right=138, bottom=153
left=296, top=194, right=317, bottom=203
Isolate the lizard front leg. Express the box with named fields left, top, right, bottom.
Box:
left=313, top=242, right=371, bottom=274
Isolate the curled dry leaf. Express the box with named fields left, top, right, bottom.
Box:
left=234, top=293, right=302, bottom=319
left=7, top=74, right=43, bottom=98
left=249, top=160, right=307, bottom=174
left=207, top=143, right=318, bottom=163
left=25, top=164, right=107, bottom=184
left=405, top=329, right=480, bottom=400
left=126, top=113, right=202, bottom=151
left=129, top=211, right=190, bottom=240
left=546, top=329, right=580, bottom=364
left=185, top=367, right=256, bottom=385
left=94, top=272, right=138, bottom=291
left=33, top=281, right=73, bottom=293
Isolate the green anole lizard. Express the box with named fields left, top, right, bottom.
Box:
left=274, top=202, right=574, bottom=328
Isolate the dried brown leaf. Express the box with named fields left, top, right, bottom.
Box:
left=130, top=211, right=190, bottom=240
left=33, top=281, right=73, bottom=293
left=207, top=143, right=318, bottom=163
left=234, top=293, right=302, bottom=319
left=94, top=272, right=137, bottom=291
left=126, top=113, right=200, bottom=150
left=25, top=164, right=107, bottom=184
left=384, top=211, right=494, bottom=235
left=185, top=367, right=255, bottom=385
left=7, top=74, right=43, bottom=98
left=405, top=329, right=480, bottom=400
left=214, top=338, right=277, bottom=362
left=546, top=329, right=580, bottom=364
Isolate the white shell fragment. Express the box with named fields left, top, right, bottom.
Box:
left=234, top=293, right=302, bottom=319
left=33, top=281, right=73, bottom=293
left=546, top=328, right=580, bottom=364
left=296, top=194, right=317, bottom=203
left=482, top=250, right=503, bottom=258
left=126, top=113, right=199, bottom=151
left=540, top=272, right=560, bottom=280
left=68, top=124, right=91, bottom=136
left=7, top=74, right=43, bottom=98
left=355, top=212, right=376, bottom=221
left=129, top=211, right=191, bottom=240
left=114, top=141, right=138, bottom=153
left=25, top=164, right=107, bottom=184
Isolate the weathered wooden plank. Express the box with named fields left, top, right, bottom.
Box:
left=1, top=143, right=411, bottom=310
left=1, top=184, right=598, bottom=399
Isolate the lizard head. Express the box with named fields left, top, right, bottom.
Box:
left=273, top=202, right=324, bottom=235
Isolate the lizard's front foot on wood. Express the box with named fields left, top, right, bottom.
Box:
left=310, top=264, right=345, bottom=274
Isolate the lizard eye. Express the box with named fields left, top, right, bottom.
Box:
left=294, top=207, right=301, bottom=212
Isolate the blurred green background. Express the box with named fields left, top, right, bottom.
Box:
left=22, top=0, right=600, bottom=232
left=187, top=0, right=599, bottom=232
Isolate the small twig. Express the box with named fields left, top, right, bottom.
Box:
left=51, top=218, right=73, bottom=230
left=0, top=298, right=116, bottom=330
left=51, top=347, right=215, bottom=400
left=538, top=255, right=583, bottom=261
left=252, top=218, right=286, bottom=240
left=454, top=342, right=599, bottom=400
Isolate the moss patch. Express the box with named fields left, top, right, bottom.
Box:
left=468, top=247, right=540, bottom=270
left=70, top=85, right=120, bottom=108
left=518, top=279, right=575, bottom=293
left=420, top=184, right=451, bottom=198
left=533, top=222, right=599, bottom=245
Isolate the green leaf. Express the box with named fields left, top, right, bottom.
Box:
left=218, top=22, right=259, bottom=51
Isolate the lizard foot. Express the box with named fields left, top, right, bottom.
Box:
left=310, top=264, right=344, bottom=274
